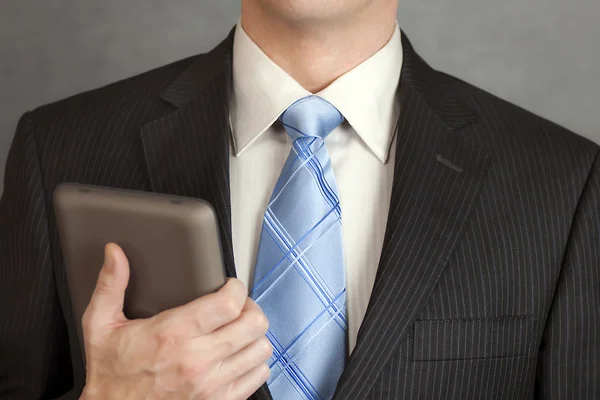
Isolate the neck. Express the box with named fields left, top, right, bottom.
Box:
left=240, top=1, right=398, bottom=93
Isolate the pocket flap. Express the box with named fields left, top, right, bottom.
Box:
left=412, top=315, right=535, bottom=361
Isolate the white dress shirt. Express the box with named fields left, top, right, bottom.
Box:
left=230, top=22, right=403, bottom=353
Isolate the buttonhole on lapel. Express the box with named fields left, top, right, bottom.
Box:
left=435, top=154, right=463, bottom=173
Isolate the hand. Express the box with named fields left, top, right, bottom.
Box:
left=79, top=243, right=271, bottom=399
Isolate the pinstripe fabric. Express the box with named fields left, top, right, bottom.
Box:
left=1, top=28, right=598, bottom=399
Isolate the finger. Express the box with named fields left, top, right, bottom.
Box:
left=180, top=335, right=271, bottom=398
left=183, top=299, right=269, bottom=365
left=85, top=243, right=130, bottom=327
left=213, top=336, right=273, bottom=386
left=162, top=278, right=247, bottom=335
left=220, top=363, right=271, bottom=400
left=206, top=299, right=269, bottom=361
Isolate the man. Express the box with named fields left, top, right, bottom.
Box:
left=0, top=0, right=598, bottom=398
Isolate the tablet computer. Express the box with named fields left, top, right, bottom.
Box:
left=53, top=183, right=227, bottom=361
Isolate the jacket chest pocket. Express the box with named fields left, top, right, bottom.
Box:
left=412, top=315, right=535, bottom=361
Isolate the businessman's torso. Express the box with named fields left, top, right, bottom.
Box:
left=12, top=32, right=598, bottom=399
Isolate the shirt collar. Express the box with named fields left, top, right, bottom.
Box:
left=230, top=21, right=403, bottom=163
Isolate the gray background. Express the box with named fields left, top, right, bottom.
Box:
left=1, top=0, right=599, bottom=193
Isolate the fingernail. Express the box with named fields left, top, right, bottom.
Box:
left=104, top=244, right=115, bottom=270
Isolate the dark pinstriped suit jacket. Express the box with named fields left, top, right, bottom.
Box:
left=1, top=29, right=599, bottom=399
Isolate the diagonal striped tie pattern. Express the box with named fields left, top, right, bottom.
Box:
left=251, top=95, right=348, bottom=400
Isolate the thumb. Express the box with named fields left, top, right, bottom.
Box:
left=87, top=243, right=130, bottom=326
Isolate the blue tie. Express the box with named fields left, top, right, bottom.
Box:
left=251, top=96, right=347, bottom=400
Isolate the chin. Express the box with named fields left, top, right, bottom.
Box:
left=258, top=0, right=370, bottom=23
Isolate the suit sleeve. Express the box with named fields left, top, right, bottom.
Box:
left=0, top=112, right=76, bottom=399
left=535, top=150, right=600, bottom=398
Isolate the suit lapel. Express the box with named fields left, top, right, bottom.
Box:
left=334, top=34, right=491, bottom=399
left=140, top=31, right=237, bottom=277
left=139, top=29, right=274, bottom=400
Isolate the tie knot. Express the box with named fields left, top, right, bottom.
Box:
left=279, top=95, right=344, bottom=141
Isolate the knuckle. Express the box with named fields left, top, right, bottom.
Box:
left=258, top=337, right=273, bottom=359
left=176, top=359, right=207, bottom=382
left=219, top=336, right=236, bottom=355
left=227, top=278, right=246, bottom=296
left=247, top=309, right=269, bottom=334
left=228, top=362, right=243, bottom=381
left=81, top=307, right=102, bottom=343
left=260, top=363, right=271, bottom=380
left=154, top=326, right=182, bottom=350
left=81, top=308, right=93, bottom=332
left=220, top=293, right=243, bottom=320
